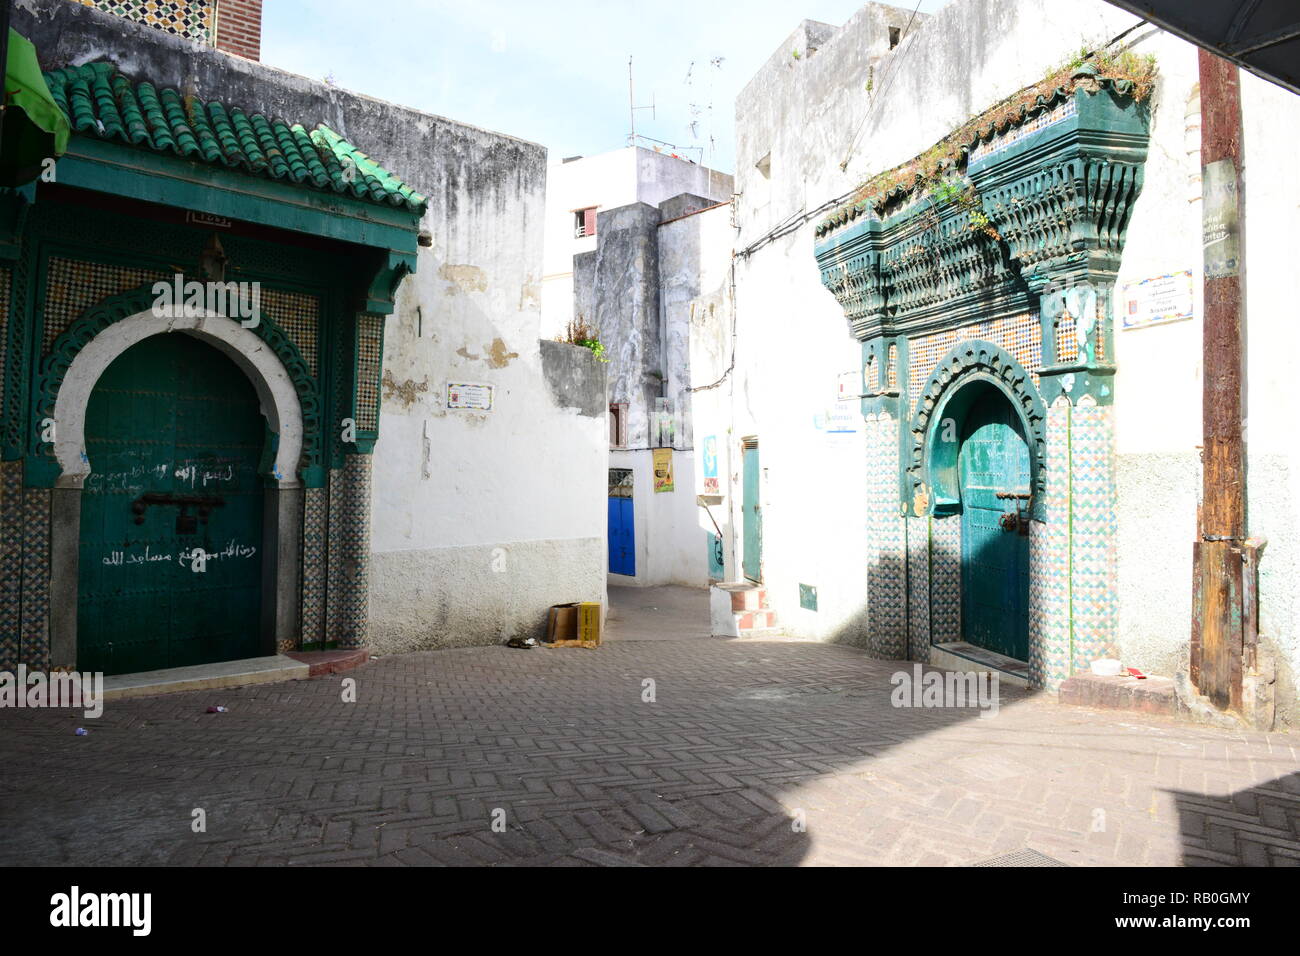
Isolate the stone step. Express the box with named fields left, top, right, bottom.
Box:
left=713, top=581, right=770, bottom=611
left=709, top=583, right=779, bottom=637
left=736, top=609, right=778, bottom=631
left=1058, top=673, right=1179, bottom=717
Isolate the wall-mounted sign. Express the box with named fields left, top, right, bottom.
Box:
left=186, top=210, right=232, bottom=229
left=1121, top=270, right=1194, bottom=330
left=447, top=382, right=494, bottom=410
left=799, top=583, right=818, bottom=611
left=702, top=435, right=719, bottom=494
left=653, top=447, right=674, bottom=493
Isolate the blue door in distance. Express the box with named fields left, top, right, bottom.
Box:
left=609, top=497, right=635, bottom=575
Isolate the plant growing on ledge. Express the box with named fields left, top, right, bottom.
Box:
left=820, top=43, right=1159, bottom=235
left=559, top=316, right=609, bottom=362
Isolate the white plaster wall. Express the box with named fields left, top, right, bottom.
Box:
left=607, top=447, right=708, bottom=588
left=1106, top=30, right=1205, bottom=679
left=541, top=147, right=733, bottom=340
left=370, top=138, right=609, bottom=651
left=1240, top=70, right=1300, bottom=721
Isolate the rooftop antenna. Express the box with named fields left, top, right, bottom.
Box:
left=686, top=55, right=725, bottom=168
left=628, top=56, right=656, bottom=147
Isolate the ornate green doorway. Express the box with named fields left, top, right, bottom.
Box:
left=77, top=333, right=265, bottom=675
left=958, top=386, right=1031, bottom=661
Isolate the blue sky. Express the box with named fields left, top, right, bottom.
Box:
left=263, top=0, right=949, bottom=174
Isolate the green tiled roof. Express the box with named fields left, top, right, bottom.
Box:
left=43, top=62, right=427, bottom=214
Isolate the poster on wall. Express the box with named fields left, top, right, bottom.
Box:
left=653, top=447, right=674, bottom=493
left=447, top=382, right=494, bottom=410
left=1121, top=271, right=1194, bottom=330
left=702, top=435, right=719, bottom=494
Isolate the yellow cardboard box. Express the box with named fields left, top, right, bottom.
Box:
left=577, top=602, right=602, bottom=645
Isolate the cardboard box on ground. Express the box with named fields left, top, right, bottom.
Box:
left=546, top=602, right=602, bottom=646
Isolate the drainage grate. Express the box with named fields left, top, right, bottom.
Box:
left=972, top=848, right=1068, bottom=867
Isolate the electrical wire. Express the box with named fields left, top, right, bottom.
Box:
left=838, top=0, right=926, bottom=172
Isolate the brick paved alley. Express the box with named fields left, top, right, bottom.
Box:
left=1, top=586, right=1297, bottom=867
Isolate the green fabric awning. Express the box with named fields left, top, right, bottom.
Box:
left=1, top=28, right=71, bottom=186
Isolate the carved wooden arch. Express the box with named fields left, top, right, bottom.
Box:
left=906, top=339, right=1047, bottom=519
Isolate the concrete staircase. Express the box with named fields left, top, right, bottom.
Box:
left=710, top=582, right=779, bottom=637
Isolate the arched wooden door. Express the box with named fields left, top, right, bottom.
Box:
left=77, top=333, right=265, bottom=675
left=958, top=387, right=1031, bottom=661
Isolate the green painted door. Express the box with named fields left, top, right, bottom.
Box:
left=959, top=389, right=1030, bottom=661
left=742, top=440, right=761, bottom=582
left=78, top=333, right=265, bottom=675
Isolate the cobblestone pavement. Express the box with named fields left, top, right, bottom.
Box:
left=1, top=588, right=1297, bottom=866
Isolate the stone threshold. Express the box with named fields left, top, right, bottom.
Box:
left=285, top=648, right=370, bottom=677
left=931, top=641, right=1032, bottom=688
left=102, top=654, right=309, bottom=702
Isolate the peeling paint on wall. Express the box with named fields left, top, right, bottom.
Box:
left=381, top=369, right=430, bottom=408
left=485, top=338, right=519, bottom=368
left=520, top=275, right=541, bottom=312
left=421, top=420, right=432, bottom=479
left=438, top=263, right=488, bottom=294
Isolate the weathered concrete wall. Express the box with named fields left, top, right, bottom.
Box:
left=657, top=193, right=721, bottom=454
left=17, top=0, right=608, bottom=652
left=573, top=251, right=597, bottom=329
left=539, top=340, right=608, bottom=419
left=590, top=203, right=663, bottom=450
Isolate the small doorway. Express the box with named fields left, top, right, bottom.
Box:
left=608, top=468, right=635, bottom=576
left=742, top=438, right=762, bottom=582
left=958, top=387, right=1030, bottom=661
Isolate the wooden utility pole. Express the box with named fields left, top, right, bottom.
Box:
left=1191, top=48, right=1246, bottom=712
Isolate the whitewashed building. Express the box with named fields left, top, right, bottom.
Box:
left=683, top=0, right=1300, bottom=726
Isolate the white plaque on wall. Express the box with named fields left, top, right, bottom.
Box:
left=1121, top=270, right=1194, bottom=330
left=447, top=382, right=494, bottom=410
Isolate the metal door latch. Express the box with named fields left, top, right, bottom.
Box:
left=996, top=491, right=1032, bottom=536
left=131, top=493, right=226, bottom=535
